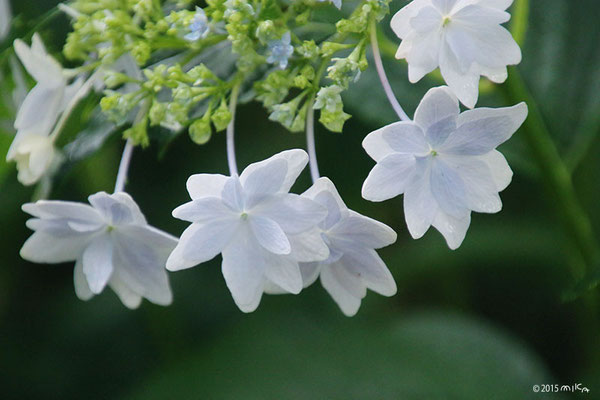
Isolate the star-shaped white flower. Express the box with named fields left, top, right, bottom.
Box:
left=295, top=177, right=397, bottom=316
left=391, top=0, right=521, bottom=108
left=362, top=86, right=527, bottom=249
left=21, top=192, right=176, bottom=308
left=168, top=149, right=330, bottom=313
left=184, top=7, right=210, bottom=41
left=7, top=34, right=82, bottom=185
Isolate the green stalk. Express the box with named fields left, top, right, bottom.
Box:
left=501, top=69, right=600, bottom=280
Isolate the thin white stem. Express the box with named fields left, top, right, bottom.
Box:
left=305, top=97, right=320, bottom=184
left=369, top=23, right=410, bottom=122
left=226, top=82, right=241, bottom=176
left=50, top=69, right=102, bottom=141
left=114, top=139, right=134, bottom=193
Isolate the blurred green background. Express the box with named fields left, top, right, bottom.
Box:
left=1, top=0, right=600, bottom=399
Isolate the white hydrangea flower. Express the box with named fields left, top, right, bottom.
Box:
left=7, top=34, right=82, bottom=185
left=296, top=177, right=397, bottom=316
left=391, top=0, right=521, bottom=108
left=21, top=192, right=176, bottom=309
left=362, top=86, right=527, bottom=249
left=168, top=149, right=330, bottom=313
left=0, top=0, right=11, bottom=40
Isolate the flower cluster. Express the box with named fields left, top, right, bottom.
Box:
left=4, top=0, right=527, bottom=315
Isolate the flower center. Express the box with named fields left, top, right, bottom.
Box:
left=430, top=150, right=439, bottom=157
left=442, top=16, right=451, bottom=27
left=240, top=212, right=249, bottom=220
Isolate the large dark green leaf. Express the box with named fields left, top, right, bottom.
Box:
left=123, top=311, right=561, bottom=400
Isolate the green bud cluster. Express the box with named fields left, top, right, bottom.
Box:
left=61, top=0, right=392, bottom=148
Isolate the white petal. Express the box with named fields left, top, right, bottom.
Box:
left=430, top=157, right=469, bottom=218
left=22, top=200, right=102, bottom=222
left=426, top=115, right=457, bottom=147
left=253, top=194, right=327, bottom=235
left=288, top=227, right=330, bottom=263
left=73, top=258, right=94, bottom=301
left=479, top=150, right=512, bottom=191
left=403, top=159, right=437, bottom=238
left=186, top=173, right=229, bottom=199
left=20, top=231, right=92, bottom=263
left=330, top=211, right=397, bottom=249
left=414, top=86, right=460, bottom=129
left=172, top=197, right=235, bottom=223
left=249, top=215, right=291, bottom=255
left=362, top=154, right=417, bottom=202
left=432, top=0, right=458, bottom=13
left=14, top=84, right=64, bottom=133
left=14, top=36, right=64, bottom=86
left=112, top=227, right=174, bottom=306
left=338, top=248, right=397, bottom=296
left=410, top=6, right=443, bottom=33
left=82, top=235, right=114, bottom=294
left=320, top=264, right=364, bottom=317
left=88, top=192, right=146, bottom=226
left=264, top=253, right=303, bottom=295
left=302, top=177, right=347, bottom=229
left=441, top=103, right=528, bottom=155
left=443, top=155, right=502, bottom=213
left=405, top=30, right=443, bottom=83
left=221, top=229, right=266, bottom=312
left=109, top=270, right=143, bottom=309
left=439, top=43, right=480, bottom=108
left=382, top=122, right=430, bottom=155
left=240, top=149, right=308, bottom=194
left=390, top=0, right=429, bottom=39
left=478, top=0, right=513, bottom=10
left=460, top=24, right=521, bottom=68
left=221, top=175, right=245, bottom=211
left=166, top=219, right=238, bottom=271
left=431, top=210, right=471, bottom=249
left=300, top=262, right=322, bottom=288
left=241, top=157, right=288, bottom=207
left=452, top=4, right=510, bottom=26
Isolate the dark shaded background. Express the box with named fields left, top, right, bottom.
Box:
left=1, top=0, right=599, bottom=399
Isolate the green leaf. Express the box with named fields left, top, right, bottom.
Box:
left=123, top=312, right=561, bottom=400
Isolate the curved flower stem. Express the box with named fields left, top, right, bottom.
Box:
left=305, top=96, right=320, bottom=183
left=114, top=139, right=134, bottom=193
left=369, top=20, right=410, bottom=122
left=502, top=68, right=600, bottom=280
left=226, top=81, right=242, bottom=176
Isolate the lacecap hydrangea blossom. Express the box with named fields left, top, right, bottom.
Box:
left=362, top=86, right=527, bottom=249
left=168, top=150, right=330, bottom=312
left=7, top=34, right=83, bottom=185
left=391, top=0, right=521, bottom=108
left=5, top=0, right=534, bottom=316
left=21, top=192, right=176, bottom=308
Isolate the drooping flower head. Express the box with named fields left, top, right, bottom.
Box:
left=362, top=86, right=527, bottom=249
left=21, top=192, right=176, bottom=308
left=296, top=178, right=398, bottom=316
left=266, top=32, right=294, bottom=70
left=168, top=150, right=330, bottom=312
left=391, top=0, right=521, bottom=108
left=7, top=34, right=82, bottom=185
left=184, top=7, right=210, bottom=41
